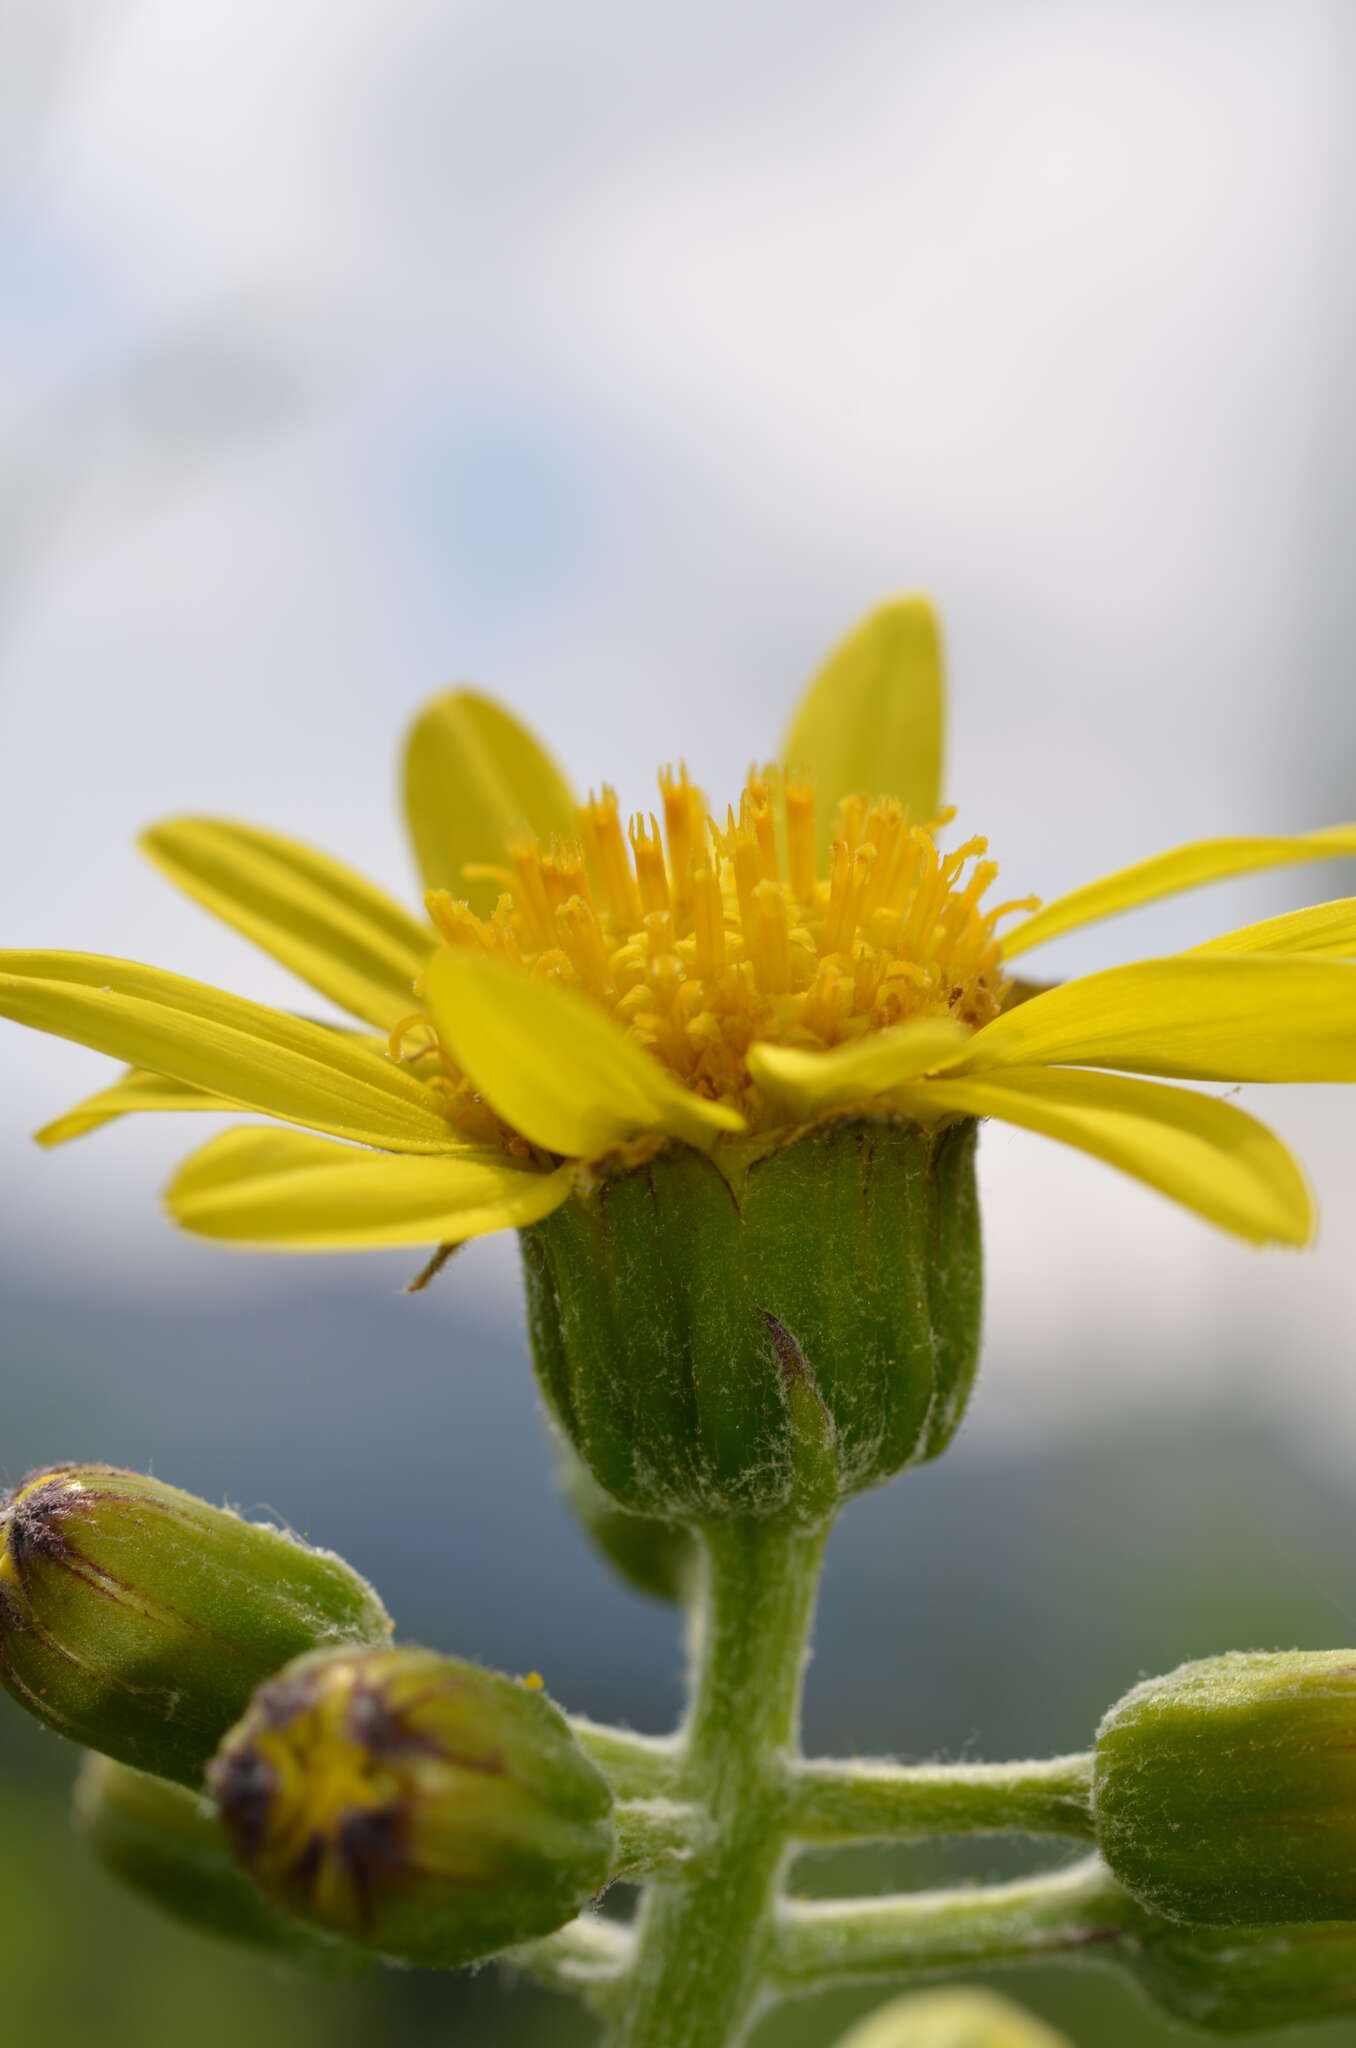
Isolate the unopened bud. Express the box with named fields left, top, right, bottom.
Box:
left=209, top=1645, right=616, bottom=1968
left=0, top=1464, right=391, bottom=1785
left=1095, top=1650, right=1356, bottom=1925
left=833, top=1989, right=1071, bottom=2046
left=73, top=1753, right=368, bottom=1972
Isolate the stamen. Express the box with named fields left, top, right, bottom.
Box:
left=418, top=761, right=1013, bottom=1132
left=785, top=772, right=816, bottom=903
left=542, top=838, right=593, bottom=911
left=507, top=831, right=556, bottom=948
left=692, top=866, right=727, bottom=978
left=425, top=891, right=494, bottom=950
left=743, top=770, right=780, bottom=884
left=659, top=764, right=706, bottom=926
left=629, top=812, right=671, bottom=916
left=750, top=879, right=792, bottom=995
left=556, top=896, right=612, bottom=993
left=579, top=787, right=642, bottom=925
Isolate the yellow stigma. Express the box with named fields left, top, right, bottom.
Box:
left=414, top=766, right=1033, bottom=1136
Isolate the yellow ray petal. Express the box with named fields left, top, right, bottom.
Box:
left=141, top=818, right=431, bottom=1030
left=423, top=949, right=745, bottom=1158
left=35, top=1068, right=232, bottom=1147
left=1003, top=827, right=1356, bottom=960
left=403, top=690, right=578, bottom=914
left=0, top=952, right=454, bottom=1152
left=781, top=597, right=945, bottom=865
left=1189, top=897, right=1356, bottom=960
left=939, top=955, right=1356, bottom=1084
left=35, top=1021, right=415, bottom=1149
left=747, top=1016, right=970, bottom=1120
left=893, top=1066, right=1313, bottom=1246
left=167, top=1126, right=574, bottom=1249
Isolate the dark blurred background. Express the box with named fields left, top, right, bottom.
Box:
left=3, top=3, right=1355, bottom=2042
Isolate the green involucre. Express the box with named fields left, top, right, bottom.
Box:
left=520, top=1115, right=981, bottom=1522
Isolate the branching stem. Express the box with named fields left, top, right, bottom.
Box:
left=603, top=1516, right=829, bottom=2048
left=784, top=1751, right=1096, bottom=1845
left=571, top=1718, right=683, bottom=1800
left=770, top=1855, right=1137, bottom=1992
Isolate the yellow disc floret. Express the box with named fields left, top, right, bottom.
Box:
left=399, top=766, right=1034, bottom=1139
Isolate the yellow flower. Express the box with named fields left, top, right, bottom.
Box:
left=3, top=598, right=1355, bottom=1253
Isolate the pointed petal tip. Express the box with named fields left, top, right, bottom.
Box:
left=402, top=689, right=578, bottom=914
left=781, top=595, right=947, bottom=849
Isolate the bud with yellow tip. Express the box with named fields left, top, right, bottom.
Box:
left=209, top=1644, right=616, bottom=1968
left=0, top=1464, right=391, bottom=1785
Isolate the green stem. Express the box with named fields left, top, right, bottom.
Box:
left=571, top=1718, right=683, bottom=1799
left=614, top=1798, right=706, bottom=1878
left=605, top=1516, right=829, bottom=2048
left=769, top=1855, right=1137, bottom=1993
left=784, top=1752, right=1095, bottom=1845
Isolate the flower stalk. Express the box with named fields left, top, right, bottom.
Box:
left=604, top=1516, right=830, bottom=2048
left=783, top=1753, right=1096, bottom=1846
left=769, top=1856, right=1137, bottom=1993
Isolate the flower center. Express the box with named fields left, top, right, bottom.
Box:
left=228, top=1661, right=407, bottom=1923
left=402, top=766, right=1033, bottom=1137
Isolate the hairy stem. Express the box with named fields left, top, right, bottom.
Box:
left=605, top=1516, right=829, bottom=2048
left=613, top=1797, right=706, bottom=1878
left=769, top=1855, right=1137, bottom=1992
left=571, top=1718, right=683, bottom=1799
left=784, top=1752, right=1095, bottom=1845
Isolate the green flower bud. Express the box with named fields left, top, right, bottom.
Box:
left=557, top=1441, right=698, bottom=1605
left=209, top=1645, right=616, bottom=1968
left=520, top=1115, right=981, bottom=1522
left=834, top=1989, right=1072, bottom=2047
left=1128, top=1914, right=1356, bottom=2035
left=73, top=1753, right=368, bottom=1973
left=1094, top=1650, right=1356, bottom=1925
left=0, top=1464, right=391, bottom=1786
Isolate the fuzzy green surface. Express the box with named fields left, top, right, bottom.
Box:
left=521, top=1117, right=981, bottom=1522
left=0, top=1463, right=391, bottom=1786
left=1094, top=1650, right=1356, bottom=1925
left=212, top=1643, right=617, bottom=1970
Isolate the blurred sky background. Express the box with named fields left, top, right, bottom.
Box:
left=2, top=4, right=1356, bottom=2043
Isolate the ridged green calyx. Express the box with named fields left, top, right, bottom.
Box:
left=1128, top=1914, right=1356, bottom=2035
left=73, top=1754, right=368, bottom=1973
left=520, top=1115, right=981, bottom=1522
left=1094, top=1650, right=1356, bottom=1925
left=0, top=1464, right=391, bottom=1786
left=209, top=1644, right=616, bottom=1968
